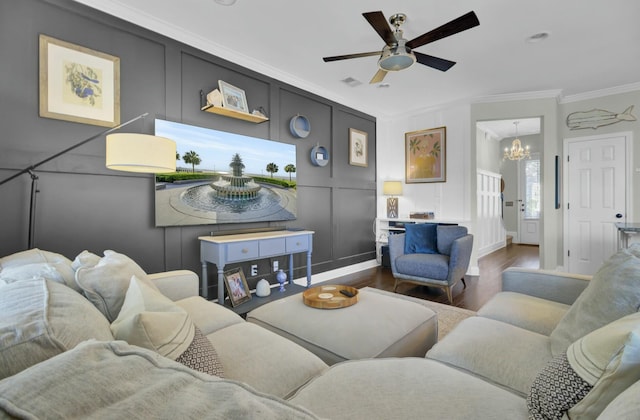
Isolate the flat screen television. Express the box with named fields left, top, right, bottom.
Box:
left=154, top=119, right=297, bottom=227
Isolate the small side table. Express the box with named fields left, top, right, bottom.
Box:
left=615, top=222, right=640, bottom=250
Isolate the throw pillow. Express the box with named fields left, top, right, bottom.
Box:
left=0, top=248, right=78, bottom=292
left=528, top=312, right=640, bottom=420
left=75, top=250, right=154, bottom=321
left=404, top=223, right=438, bottom=254
left=0, top=262, right=79, bottom=292
left=0, top=278, right=113, bottom=380
left=527, top=353, right=593, bottom=420
left=550, top=244, right=640, bottom=355
left=111, top=276, right=223, bottom=377
left=566, top=312, right=640, bottom=419
left=436, top=225, right=468, bottom=255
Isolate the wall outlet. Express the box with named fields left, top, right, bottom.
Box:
left=251, top=264, right=258, bottom=276
left=272, top=260, right=279, bottom=272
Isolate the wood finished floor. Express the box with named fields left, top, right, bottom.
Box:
left=335, top=244, right=540, bottom=312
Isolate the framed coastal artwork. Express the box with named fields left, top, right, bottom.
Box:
left=39, top=35, right=120, bottom=127
left=349, top=128, right=368, bottom=167
left=405, top=126, right=446, bottom=183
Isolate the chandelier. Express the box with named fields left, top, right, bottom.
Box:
left=503, top=121, right=530, bottom=161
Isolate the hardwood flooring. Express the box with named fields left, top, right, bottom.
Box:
left=335, top=243, right=540, bottom=311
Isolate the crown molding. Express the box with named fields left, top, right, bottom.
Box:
left=472, top=89, right=563, bottom=104
left=559, top=82, right=640, bottom=104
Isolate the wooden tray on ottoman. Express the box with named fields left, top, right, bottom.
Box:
left=302, top=285, right=359, bottom=309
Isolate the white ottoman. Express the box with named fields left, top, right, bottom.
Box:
left=247, top=287, right=437, bottom=365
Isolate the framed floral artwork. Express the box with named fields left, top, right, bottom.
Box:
left=349, top=128, right=368, bottom=167
left=39, top=35, right=120, bottom=127
left=405, top=126, right=446, bottom=183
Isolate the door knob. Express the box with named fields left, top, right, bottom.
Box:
left=615, top=213, right=623, bottom=218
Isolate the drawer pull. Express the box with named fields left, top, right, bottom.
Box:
left=242, top=248, right=248, bottom=254
left=296, top=241, right=300, bottom=246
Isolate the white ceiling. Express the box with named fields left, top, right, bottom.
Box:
left=73, top=0, right=640, bottom=119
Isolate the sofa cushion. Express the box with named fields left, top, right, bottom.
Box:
left=0, top=340, right=321, bottom=419
left=290, top=358, right=529, bottom=420
left=404, top=223, right=438, bottom=254
left=436, top=225, right=468, bottom=255
left=175, top=295, right=244, bottom=336
left=426, top=316, right=552, bottom=396
left=75, top=250, right=154, bottom=321
left=0, top=278, right=113, bottom=380
left=207, top=322, right=328, bottom=399
left=111, top=276, right=223, bottom=377
left=550, top=244, right=640, bottom=355
left=566, top=312, right=640, bottom=419
left=0, top=248, right=78, bottom=291
left=478, top=291, right=570, bottom=335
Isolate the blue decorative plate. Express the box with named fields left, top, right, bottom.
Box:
left=290, top=115, right=310, bottom=138
left=310, top=145, right=329, bottom=167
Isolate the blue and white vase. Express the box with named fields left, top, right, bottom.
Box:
left=276, top=269, right=287, bottom=292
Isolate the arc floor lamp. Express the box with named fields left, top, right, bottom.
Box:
left=0, top=113, right=176, bottom=249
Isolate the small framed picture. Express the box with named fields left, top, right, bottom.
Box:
left=223, top=267, right=251, bottom=307
left=349, top=128, right=368, bottom=167
left=39, top=34, right=120, bottom=127
left=218, top=80, right=249, bottom=113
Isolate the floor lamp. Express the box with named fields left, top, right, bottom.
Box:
left=0, top=113, right=176, bottom=249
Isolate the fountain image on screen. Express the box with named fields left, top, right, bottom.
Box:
left=154, top=119, right=297, bottom=227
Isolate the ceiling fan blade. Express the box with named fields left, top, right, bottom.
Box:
left=414, top=52, right=456, bottom=72
left=369, top=68, right=388, bottom=84
left=323, top=51, right=380, bottom=62
left=406, top=11, right=479, bottom=49
left=363, top=11, right=396, bottom=46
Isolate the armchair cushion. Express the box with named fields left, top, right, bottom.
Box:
left=404, top=223, right=438, bottom=254
left=396, top=253, right=450, bottom=282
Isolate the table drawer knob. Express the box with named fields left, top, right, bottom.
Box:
left=242, top=248, right=248, bottom=253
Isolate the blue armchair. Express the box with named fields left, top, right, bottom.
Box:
left=388, top=224, right=474, bottom=304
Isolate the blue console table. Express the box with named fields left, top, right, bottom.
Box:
left=198, top=230, right=314, bottom=303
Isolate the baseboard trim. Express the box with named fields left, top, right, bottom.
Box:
left=293, top=259, right=379, bottom=286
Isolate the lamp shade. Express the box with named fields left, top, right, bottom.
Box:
left=383, top=181, right=403, bottom=196
left=106, top=133, right=176, bottom=173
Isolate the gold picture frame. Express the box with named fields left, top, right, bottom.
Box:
left=405, top=126, right=446, bottom=183
left=218, top=80, right=249, bottom=113
left=39, top=34, right=120, bottom=127
left=349, top=128, right=368, bottom=167
left=223, top=267, right=251, bottom=307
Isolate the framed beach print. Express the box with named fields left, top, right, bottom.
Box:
left=39, top=34, right=120, bottom=127
left=218, top=80, right=249, bottom=113
left=405, top=126, right=446, bottom=183
left=349, top=128, right=368, bottom=167
left=223, top=267, right=251, bottom=307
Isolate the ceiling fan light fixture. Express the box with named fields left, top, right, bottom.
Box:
left=378, top=44, right=416, bottom=71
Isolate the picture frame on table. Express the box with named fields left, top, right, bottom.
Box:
left=349, top=128, right=368, bottom=167
left=218, top=80, right=249, bottom=113
left=405, top=126, right=446, bottom=183
left=223, top=267, right=252, bottom=307
left=39, top=34, right=120, bottom=127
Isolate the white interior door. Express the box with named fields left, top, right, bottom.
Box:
left=519, top=154, right=540, bottom=245
left=565, top=134, right=628, bottom=275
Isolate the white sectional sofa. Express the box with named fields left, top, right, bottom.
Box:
left=1, top=246, right=639, bottom=419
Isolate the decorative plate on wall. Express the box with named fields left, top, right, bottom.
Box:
left=310, top=144, right=329, bottom=167
left=290, top=114, right=311, bottom=138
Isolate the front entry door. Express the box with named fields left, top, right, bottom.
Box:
left=566, top=133, right=628, bottom=275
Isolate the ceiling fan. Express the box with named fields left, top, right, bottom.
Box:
left=323, top=10, right=480, bottom=84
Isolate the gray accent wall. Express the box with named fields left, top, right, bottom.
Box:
left=0, top=0, right=376, bottom=298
